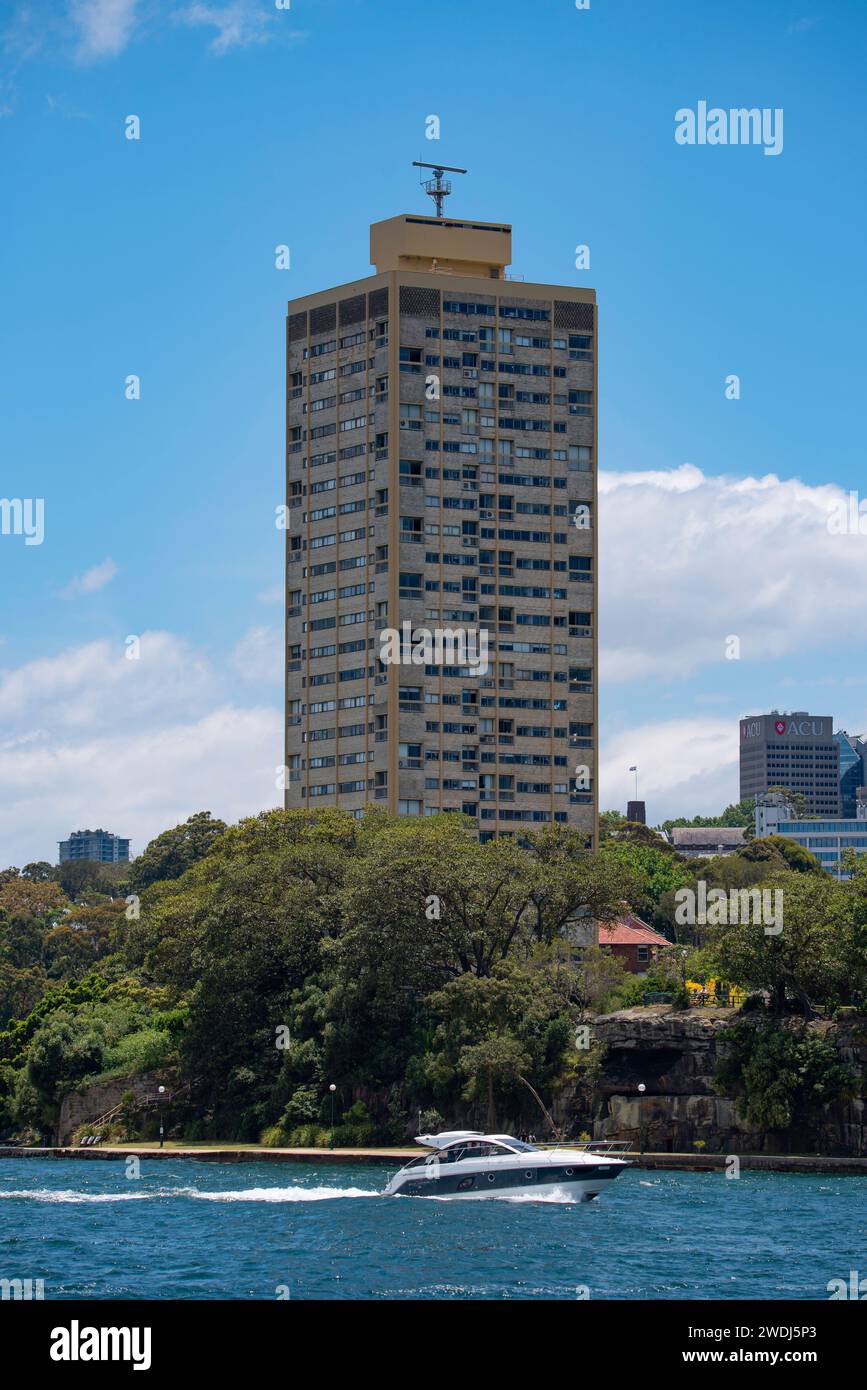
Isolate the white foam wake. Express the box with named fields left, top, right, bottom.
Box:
left=190, top=1185, right=378, bottom=1202
left=0, top=1184, right=379, bottom=1204
left=0, top=1188, right=158, bottom=1203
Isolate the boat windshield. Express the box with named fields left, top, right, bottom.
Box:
left=497, top=1137, right=538, bottom=1152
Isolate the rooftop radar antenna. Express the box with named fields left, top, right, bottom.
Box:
left=413, top=161, right=467, bottom=218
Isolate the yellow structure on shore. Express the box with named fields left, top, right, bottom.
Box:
left=685, top=978, right=745, bottom=1008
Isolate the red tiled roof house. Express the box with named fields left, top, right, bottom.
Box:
left=596, top=912, right=671, bottom=975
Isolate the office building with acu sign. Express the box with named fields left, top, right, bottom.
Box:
left=740, top=711, right=840, bottom=816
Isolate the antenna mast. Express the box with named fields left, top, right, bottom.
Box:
left=412, top=161, right=468, bottom=218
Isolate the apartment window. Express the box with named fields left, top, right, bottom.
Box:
left=399, top=743, right=423, bottom=769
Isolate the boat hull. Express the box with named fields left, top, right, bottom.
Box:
left=385, top=1161, right=623, bottom=1201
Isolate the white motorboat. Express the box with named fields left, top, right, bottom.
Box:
left=383, top=1130, right=630, bottom=1201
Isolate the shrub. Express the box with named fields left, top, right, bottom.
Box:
left=715, top=1020, right=856, bottom=1130
left=260, top=1124, right=287, bottom=1148
left=102, top=1029, right=172, bottom=1077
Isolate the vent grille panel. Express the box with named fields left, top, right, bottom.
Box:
left=288, top=311, right=307, bottom=342
left=339, top=295, right=366, bottom=327
left=554, top=300, right=595, bottom=331
left=310, top=303, right=336, bottom=336
left=400, top=286, right=441, bottom=317
left=368, top=287, right=389, bottom=319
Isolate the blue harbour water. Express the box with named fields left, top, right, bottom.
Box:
left=0, top=1157, right=864, bottom=1300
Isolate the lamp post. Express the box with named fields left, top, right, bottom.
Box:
left=328, top=1084, right=336, bottom=1150
left=637, top=1083, right=646, bottom=1156
left=157, top=1085, right=166, bottom=1149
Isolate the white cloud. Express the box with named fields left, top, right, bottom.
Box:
left=59, top=556, right=118, bottom=598
left=69, top=0, right=139, bottom=62
left=2, top=0, right=299, bottom=74
left=256, top=584, right=283, bottom=605
left=0, top=633, right=215, bottom=731
left=600, top=716, right=740, bottom=823
left=2, top=706, right=281, bottom=865
left=599, top=467, right=867, bottom=681
left=0, top=631, right=281, bottom=864
left=231, top=624, right=281, bottom=682
left=789, top=16, right=822, bottom=35
left=174, top=1, right=279, bottom=54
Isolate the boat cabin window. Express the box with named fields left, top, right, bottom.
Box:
left=444, top=1140, right=512, bottom=1160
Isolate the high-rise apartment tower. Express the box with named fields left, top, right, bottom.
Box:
left=284, top=203, right=597, bottom=844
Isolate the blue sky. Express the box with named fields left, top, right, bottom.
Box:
left=1, top=0, right=866, bottom=862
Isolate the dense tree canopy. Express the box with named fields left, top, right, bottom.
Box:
left=2, top=804, right=867, bottom=1147
left=127, top=811, right=228, bottom=894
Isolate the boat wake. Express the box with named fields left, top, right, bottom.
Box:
left=0, top=1185, right=379, bottom=1204
left=495, top=1189, right=582, bottom=1205
left=191, top=1186, right=377, bottom=1202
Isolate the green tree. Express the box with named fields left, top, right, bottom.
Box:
left=715, top=1019, right=855, bottom=1129
left=131, top=809, right=350, bottom=1128
left=21, top=862, right=55, bottom=882
left=457, top=1034, right=530, bottom=1131
left=660, top=798, right=756, bottom=835
left=756, top=836, right=825, bottom=875
left=599, top=838, right=693, bottom=918
left=707, top=873, right=851, bottom=1013
left=127, top=812, right=228, bottom=893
